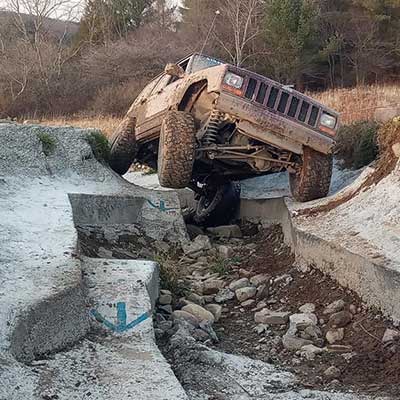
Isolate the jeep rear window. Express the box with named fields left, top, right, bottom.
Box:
left=190, top=54, right=223, bottom=73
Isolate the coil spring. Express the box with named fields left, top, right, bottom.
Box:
left=202, top=110, right=225, bottom=146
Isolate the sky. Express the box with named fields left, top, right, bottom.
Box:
left=0, top=0, right=181, bottom=20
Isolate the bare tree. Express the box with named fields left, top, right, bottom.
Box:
left=0, top=0, right=82, bottom=104
left=214, top=0, right=263, bottom=66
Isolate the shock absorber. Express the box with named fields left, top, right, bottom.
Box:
left=202, top=110, right=225, bottom=146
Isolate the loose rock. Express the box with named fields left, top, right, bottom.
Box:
left=382, top=328, right=400, bottom=343
left=328, top=311, right=352, bottom=328
left=229, top=278, right=250, bottom=291
left=300, top=344, right=325, bottom=360
left=250, top=274, right=269, bottom=287
left=172, top=310, right=200, bottom=327
left=204, top=304, right=222, bottom=322
left=283, top=334, right=313, bottom=351
left=182, top=303, right=215, bottom=323
left=241, top=299, right=255, bottom=308
left=206, top=225, right=243, bottom=239
left=235, top=286, right=257, bottom=302
left=239, top=268, right=252, bottom=278
left=215, top=288, right=235, bottom=303
left=217, top=245, right=233, bottom=259
left=299, top=303, right=316, bottom=313
left=256, top=284, right=269, bottom=300
left=158, top=293, right=172, bottom=305
left=326, top=328, right=345, bottom=344
left=289, top=313, right=318, bottom=332
left=186, top=292, right=205, bottom=306
left=254, top=309, right=290, bottom=325
left=323, top=299, right=345, bottom=315
left=203, top=279, right=225, bottom=295
left=182, top=235, right=212, bottom=256
left=254, top=324, right=269, bottom=334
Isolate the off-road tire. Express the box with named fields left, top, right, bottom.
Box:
left=194, top=182, right=241, bottom=227
left=158, top=111, right=196, bottom=189
left=109, top=115, right=137, bottom=175
left=289, top=147, right=333, bottom=202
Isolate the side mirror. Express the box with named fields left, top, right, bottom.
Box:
left=164, top=63, right=185, bottom=79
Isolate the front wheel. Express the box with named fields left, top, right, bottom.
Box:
left=289, top=147, right=333, bottom=202
left=158, top=111, right=196, bottom=189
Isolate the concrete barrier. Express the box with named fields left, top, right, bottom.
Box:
left=0, top=123, right=188, bottom=399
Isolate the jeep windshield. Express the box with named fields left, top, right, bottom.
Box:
left=189, top=54, right=223, bottom=73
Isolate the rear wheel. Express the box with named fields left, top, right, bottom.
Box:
left=158, top=111, right=196, bottom=189
left=109, top=115, right=137, bottom=175
left=289, top=147, right=333, bottom=202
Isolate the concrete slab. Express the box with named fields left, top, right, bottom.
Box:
left=1, top=258, right=188, bottom=400
left=0, top=123, right=188, bottom=399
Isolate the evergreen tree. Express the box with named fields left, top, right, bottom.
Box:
left=264, top=0, right=320, bottom=87
left=77, top=0, right=152, bottom=45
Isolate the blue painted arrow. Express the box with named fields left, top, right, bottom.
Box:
left=146, top=199, right=178, bottom=213
left=90, top=302, right=150, bottom=333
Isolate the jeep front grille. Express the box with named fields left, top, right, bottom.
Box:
left=242, top=77, right=321, bottom=128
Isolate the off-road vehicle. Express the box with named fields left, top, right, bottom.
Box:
left=109, top=53, right=339, bottom=222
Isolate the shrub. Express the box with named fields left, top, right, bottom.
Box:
left=335, top=121, right=380, bottom=170
left=37, top=132, right=56, bottom=156
left=89, top=80, right=143, bottom=116
left=85, top=131, right=110, bottom=161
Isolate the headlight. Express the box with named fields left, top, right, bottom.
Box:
left=320, top=113, right=337, bottom=129
left=224, top=72, right=244, bottom=89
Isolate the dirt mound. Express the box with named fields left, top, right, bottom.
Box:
left=374, top=117, right=400, bottom=179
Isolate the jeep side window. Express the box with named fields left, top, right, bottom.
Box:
left=167, top=58, right=190, bottom=85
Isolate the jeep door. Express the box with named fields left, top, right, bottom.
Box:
left=135, top=57, right=191, bottom=143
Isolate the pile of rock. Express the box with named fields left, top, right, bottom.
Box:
left=154, top=225, right=269, bottom=342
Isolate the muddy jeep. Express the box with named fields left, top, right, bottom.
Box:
left=109, top=53, right=339, bottom=220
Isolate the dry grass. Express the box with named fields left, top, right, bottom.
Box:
left=311, top=84, right=400, bottom=125
left=37, top=84, right=400, bottom=136
left=39, top=116, right=122, bottom=138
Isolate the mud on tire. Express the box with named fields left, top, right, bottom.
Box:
left=109, top=115, right=137, bottom=175
left=158, top=111, right=196, bottom=189
left=289, top=146, right=333, bottom=202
